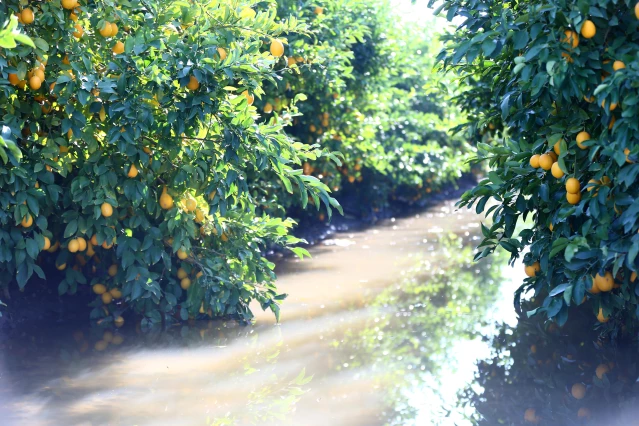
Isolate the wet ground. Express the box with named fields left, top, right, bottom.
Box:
left=3, top=200, right=637, bottom=425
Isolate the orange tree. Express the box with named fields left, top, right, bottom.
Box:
left=0, top=0, right=342, bottom=324
left=254, top=0, right=471, bottom=219
left=434, top=0, right=639, bottom=327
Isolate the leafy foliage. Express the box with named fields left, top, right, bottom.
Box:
left=433, top=0, right=639, bottom=326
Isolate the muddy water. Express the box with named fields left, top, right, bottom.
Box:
left=0, top=201, right=522, bottom=426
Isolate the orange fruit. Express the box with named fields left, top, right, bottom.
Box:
left=524, top=408, right=539, bottom=424
left=595, top=363, right=610, bottom=379
left=108, top=264, right=118, bottom=277
left=566, top=178, right=580, bottom=194
left=99, top=22, right=113, bottom=37
left=73, top=24, right=84, bottom=38
left=315, top=7, right=324, bottom=15
left=8, top=73, right=19, bottom=86
left=242, top=90, right=254, bottom=105
left=551, top=162, right=564, bottom=178
left=160, top=191, right=174, bottom=209
left=101, top=202, right=114, bottom=217
left=68, top=239, right=80, bottom=253
left=263, top=102, right=273, bottom=113
left=177, top=268, right=188, bottom=279
left=562, top=30, right=579, bottom=48
left=580, top=20, right=596, bottom=38
left=112, top=41, right=125, bottom=54
left=61, top=0, right=78, bottom=10
left=42, top=236, right=51, bottom=251
left=101, top=292, right=113, bottom=304
left=21, top=8, right=34, bottom=24
left=525, top=261, right=541, bottom=278
left=594, top=272, right=614, bottom=292
left=613, top=60, right=625, bottom=71
left=92, top=283, right=107, bottom=294
left=114, top=316, right=125, bottom=327
left=576, top=131, right=590, bottom=149
left=587, top=179, right=599, bottom=192
left=29, top=76, right=42, bottom=90
left=127, top=164, right=138, bottom=178
left=217, top=47, right=227, bottom=60
left=270, top=39, right=284, bottom=57
left=20, top=214, right=34, bottom=228
left=566, top=192, right=581, bottom=205
left=553, top=140, right=562, bottom=155
left=571, top=383, right=586, bottom=399
left=177, top=248, right=188, bottom=260
left=187, top=75, right=200, bottom=91
left=110, top=288, right=122, bottom=299
left=597, top=307, right=609, bottom=323
left=588, top=277, right=601, bottom=294
left=76, top=237, right=87, bottom=251
left=180, top=277, right=191, bottom=290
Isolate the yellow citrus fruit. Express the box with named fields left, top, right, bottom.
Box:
left=538, top=154, right=553, bottom=170
left=217, top=47, right=227, bottom=60
left=187, top=75, right=200, bottom=91
left=92, top=283, right=107, bottom=295
left=595, top=363, right=610, bottom=379
left=21, top=8, right=34, bottom=24
left=185, top=196, right=197, bottom=212
left=68, top=239, right=80, bottom=253
left=114, top=316, right=125, bottom=327
left=94, top=340, right=108, bottom=351
left=597, top=307, right=609, bottom=323
left=196, top=271, right=203, bottom=279
left=76, top=237, right=87, bottom=251
left=180, top=277, right=191, bottom=290
left=566, top=178, right=580, bottom=194
left=8, top=73, right=19, bottom=86
left=242, top=90, right=254, bottom=105
left=73, top=24, right=84, bottom=38
left=56, top=262, right=67, bottom=271
left=636, top=2, right=639, bottom=20
left=110, top=288, right=122, bottom=299
left=160, top=192, right=174, bottom=209
left=42, top=236, right=51, bottom=251
left=525, top=261, right=541, bottom=277
left=613, top=60, right=625, bottom=71
left=61, top=0, right=78, bottom=10
left=315, top=6, right=324, bottom=15
left=594, top=272, right=614, bottom=292
left=551, top=162, right=564, bottom=178
left=576, top=131, right=590, bottom=149
left=112, top=335, right=124, bottom=345
left=69, top=12, right=78, bottom=22
left=127, top=164, right=138, bottom=178
left=101, top=202, right=114, bottom=217
left=562, top=30, right=579, bottom=48
left=553, top=140, right=562, bottom=155
left=580, top=20, right=596, bottom=38
left=571, top=383, right=586, bottom=399
left=631, top=271, right=638, bottom=282
left=566, top=192, right=581, bottom=205
left=101, top=292, right=113, bottom=304
left=270, top=39, right=285, bottom=57
left=583, top=95, right=594, bottom=102
left=48, top=241, right=60, bottom=253
left=113, top=41, right=125, bottom=54
left=29, top=76, right=42, bottom=90
left=177, top=249, right=188, bottom=260
left=263, top=102, right=273, bottom=114
left=529, top=154, right=540, bottom=168
left=111, top=23, right=118, bottom=36
left=195, top=208, right=204, bottom=223
left=99, top=22, right=113, bottom=37
left=21, top=214, right=34, bottom=228
left=177, top=268, right=188, bottom=279
left=108, top=264, right=118, bottom=277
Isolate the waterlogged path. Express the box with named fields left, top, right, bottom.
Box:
left=0, top=201, right=522, bottom=425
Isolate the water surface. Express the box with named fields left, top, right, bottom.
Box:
left=0, top=201, right=521, bottom=425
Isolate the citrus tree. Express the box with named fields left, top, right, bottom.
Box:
left=433, top=0, right=639, bottom=326
left=0, top=0, right=343, bottom=324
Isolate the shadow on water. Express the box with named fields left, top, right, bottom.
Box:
left=1, top=202, right=525, bottom=425
left=457, top=297, right=639, bottom=426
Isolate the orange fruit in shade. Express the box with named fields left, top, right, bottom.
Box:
left=127, top=164, right=139, bottom=178
left=566, top=192, right=581, bottom=205
left=595, top=363, right=610, bottom=379
left=525, top=261, right=540, bottom=277
left=553, top=140, right=562, bottom=155
left=594, top=272, right=614, bottom=292
left=114, top=316, right=125, bottom=327
left=177, top=249, right=189, bottom=260
left=217, top=47, right=227, bottom=60
left=29, top=76, right=42, bottom=90
left=270, top=39, right=284, bottom=57
left=108, top=264, right=118, bottom=277
left=20, top=214, right=34, bottom=228
left=42, top=236, right=51, bottom=251
left=580, top=20, right=596, bottom=38
left=92, top=283, right=107, bottom=295
left=588, top=278, right=601, bottom=294
left=99, top=22, right=113, bottom=37
left=613, top=60, right=625, bottom=71
left=101, top=292, right=113, bottom=304
left=242, top=90, right=254, bottom=105
left=562, top=30, right=579, bottom=48
left=180, top=278, right=191, bottom=290
left=571, top=383, right=586, bottom=399
left=576, top=131, right=590, bottom=149
left=73, top=24, right=84, bottom=38
left=187, top=75, right=200, bottom=91
left=636, top=2, right=639, bottom=19
left=597, top=307, right=609, bottom=323
left=101, top=202, right=114, bottom=217
left=524, top=408, right=540, bottom=424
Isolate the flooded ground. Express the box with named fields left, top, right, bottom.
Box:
left=0, top=201, right=526, bottom=425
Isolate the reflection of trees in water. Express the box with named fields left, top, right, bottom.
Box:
left=340, top=232, right=508, bottom=424
left=458, top=303, right=639, bottom=425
